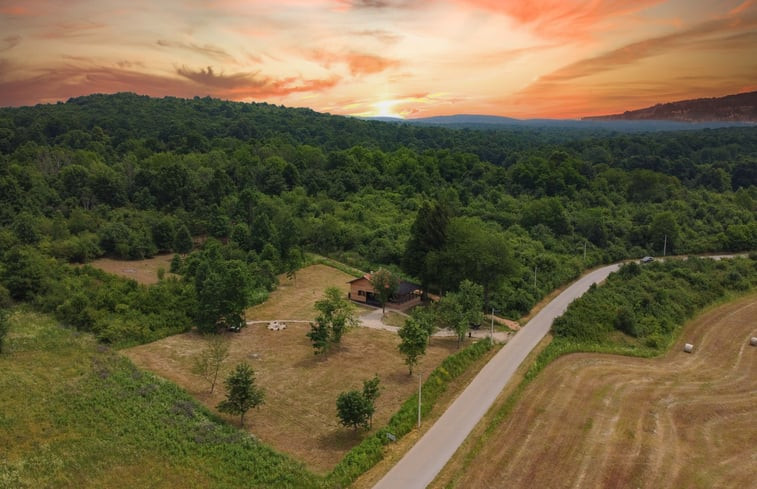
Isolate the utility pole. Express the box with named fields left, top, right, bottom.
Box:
left=533, top=266, right=537, bottom=290
left=490, top=307, right=494, bottom=340
left=663, top=234, right=667, bottom=257
left=583, top=240, right=587, bottom=261
left=417, top=372, right=422, bottom=428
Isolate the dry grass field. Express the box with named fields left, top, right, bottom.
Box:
left=434, top=293, right=757, bottom=489
left=88, top=254, right=175, bottom=285
left=124, top=264, right=464, bottom=473
left=245, top=264, right=355, bottom=320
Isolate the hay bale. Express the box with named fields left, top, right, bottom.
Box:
left=750, top=337, right=757, bottom=346
left=683, top=343, right=694, bottom=353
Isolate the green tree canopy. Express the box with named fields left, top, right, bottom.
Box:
left=217, top=362, right=265, bottom=428
left=398, top=317, right=428, bottom=374
left=370, top=268, right=400, bottom=313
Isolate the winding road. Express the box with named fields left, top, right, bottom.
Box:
left=372, top=263, right=621, bottom=489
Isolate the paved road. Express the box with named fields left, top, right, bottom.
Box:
left=372, top=263, right=621, bottom=489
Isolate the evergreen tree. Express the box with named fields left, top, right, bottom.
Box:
left=173, top=224, right=193, bottom=254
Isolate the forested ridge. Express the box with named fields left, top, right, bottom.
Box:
left=1, top=92, right=756, bottom=346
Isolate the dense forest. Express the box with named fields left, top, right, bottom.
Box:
left=1, top=93, right=756, bottom=345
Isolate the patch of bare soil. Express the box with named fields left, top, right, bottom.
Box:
left=88, top=254, right=175, bottom=285
left=436, top=293, right=757, bottom=489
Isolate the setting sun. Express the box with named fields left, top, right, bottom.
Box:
left=373, top=99, right=403, bottom=119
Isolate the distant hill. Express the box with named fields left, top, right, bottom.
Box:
left=364, top=113, right=750, bottom=131
left=584, top=91, right=757, bottom=123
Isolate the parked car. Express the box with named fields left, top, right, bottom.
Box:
left=641, top=256, right=655, bottom=263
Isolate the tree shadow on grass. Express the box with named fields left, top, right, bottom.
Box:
left=318, top=426, right=364, bottom=452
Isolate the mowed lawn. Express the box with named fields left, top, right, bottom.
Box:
left=124, top=264, right=464, bottom=473
left=433, top=292, right=757, bottom=489
left=245, top=263, right=356, bottom=320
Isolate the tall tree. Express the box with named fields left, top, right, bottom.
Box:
left=173, top=224, right=193, bottom=254
left=439, top=217, right=515, bottom=308
left=370, top=268, right=399, bottom=314
left=362, top=375, right=381, bottom=428
left=217, top=362, right=265, bottom=428
left=192, top=335, right=230, bottom=393
left=403, top=200, right=450, bottom=296
left=285, top=247, right=304, bottom=287
left=457, top=280, right=484, bottom=327
left=398, top=317, right=428, bottom=374
left=194, top=256, right=249, bottom=334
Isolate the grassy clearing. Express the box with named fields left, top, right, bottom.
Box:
left=245, top=264, right=354, bottom=321
left=124, top=264, right=476, bottom=473
left=87, top=254, right=177, bottom=285
left=0, top=308, right=319, bottom=489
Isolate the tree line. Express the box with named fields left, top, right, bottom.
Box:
left=1, top=93, right=756, bottom=345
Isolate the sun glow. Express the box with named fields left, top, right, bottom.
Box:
left=373, top=99, right=403, bottom=118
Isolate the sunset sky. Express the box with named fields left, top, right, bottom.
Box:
left=1, top=0, right=755, bottom=118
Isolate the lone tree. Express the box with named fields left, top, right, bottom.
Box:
left=370, top=268, right=400, bottom=314
left=307, top=287, right=358, bottom=355
left=398, top=318, right=428, bottom=374
left=192, top=335, right=230, bottom=393
left=336, top=376, right=381, bottom=431
left=217, top=362, right=265, bottom=428
left=306, top=320, right=331, bottom=356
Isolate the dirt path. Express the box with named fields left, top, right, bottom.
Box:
left=358, top=309, right=511, bottom=343
left=438, top=293, right=757, bottom=489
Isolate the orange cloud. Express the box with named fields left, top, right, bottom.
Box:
left=344, top=53, right=398, bottom=75
left=0, top=5, right=33, bottom=16
left=528, top=13, right=757, bottom=86
left=311, top=50, right=399, bottom=76
left=730, top=0, right=755, bottom=15
left=460, top=0, right=665, bottom=39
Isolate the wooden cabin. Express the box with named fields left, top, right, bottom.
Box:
left=348, top=274, right=422, bottom=309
